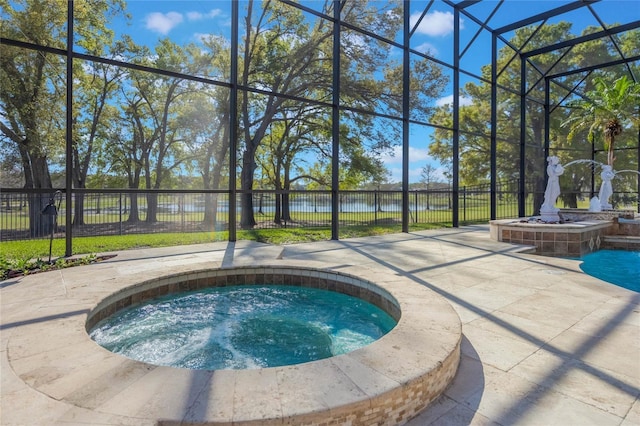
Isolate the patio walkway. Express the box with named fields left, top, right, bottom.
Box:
left=1, top=225, right=639, bottom=425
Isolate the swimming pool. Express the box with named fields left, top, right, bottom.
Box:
left=577, top=250, right=640, bottom=292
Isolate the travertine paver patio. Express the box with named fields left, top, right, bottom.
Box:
left=1, top=225, right=639, bottom=425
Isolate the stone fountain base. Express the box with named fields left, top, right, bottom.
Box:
left=490, top=209, right=639, bottom=257
left=558, top=208, right=636, bottom=222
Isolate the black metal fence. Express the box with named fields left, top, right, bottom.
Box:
left=1, top=180, right=637, bottom=243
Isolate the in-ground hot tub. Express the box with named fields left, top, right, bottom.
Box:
left=23, top=263, right=462, bottom=425
left=84, top=266, right=461, bottom=424
left=89, top=283, right=398, bottom=370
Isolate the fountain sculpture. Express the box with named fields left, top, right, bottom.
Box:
left=540, top=157, right=638, bottom=222
left=540, top=156, right=564, bottom=222
left=492, top=157, right=638, bottom=256
left=597, top=164, right=616, bottom=210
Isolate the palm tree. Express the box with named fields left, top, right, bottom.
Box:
left=563, top=75, right=640, bottom=167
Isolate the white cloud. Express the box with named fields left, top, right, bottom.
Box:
left=435, top=95, right=453, bottom=107
left=408, top=146, right=431, bottom=162
left=380, top=147, right=450, bottom=184
left=145, top=12, right=183, bottom=35
left=387, top=165, right=447, bottom=184
left=187, top=9, right=222, bottom=21
left=436, top=94, right=473, bottom=107
left=410, top=11, right=462, bottom=37
left=194, top=33, right=212, bottom=43
left=418, top=164, right=449, bottom=183
left=388, top=166, right=402, bottom=182
left=205, top=9, right=223, bottom=19
left=414, top=42, right=438, bottom=56
left=380, top=146, right=431, bottom=164
left=186, top=11, right=203, bottom=21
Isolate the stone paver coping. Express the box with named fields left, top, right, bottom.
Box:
left=3, top=260, right=461, bottom=425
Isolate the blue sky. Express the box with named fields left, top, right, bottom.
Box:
left=116, top=1, right=457, bottom=183
left=111, top=1, right=638, bottom=184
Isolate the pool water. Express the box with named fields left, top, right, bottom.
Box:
left=89, top=285, right=397, bottom=370
left=577, top=250, right=640, bottom=292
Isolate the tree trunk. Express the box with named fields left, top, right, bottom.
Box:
left=203, top=193, right=218, bottom=229
left=146, top=192, right=158, bottom=224
left=126, top=174, right=141, bottom=223
left=202, top=147, right=227, bottom=228
left=273, top=193, right=282, bottom=225
left=240, top=149, right=257, bottom=228
left=282, top=165, right=292, bottom=222
left=20, top=146, right=54, bottom=237
left=607, top=136, right=616, bottom=167
left=282, top=192, right=291, bottom=222
left=29, top=192, right=55, bottom=238
left=127, top=193, right=140, bottom=222
left=73, top=193, right=85, bottom=225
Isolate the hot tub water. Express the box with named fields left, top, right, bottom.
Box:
left=90, top=284, right=397, bottom=370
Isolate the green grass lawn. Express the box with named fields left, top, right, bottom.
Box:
left=0, top=222, right=448, bottom=279
left=0, top=194, right=520, bottom=279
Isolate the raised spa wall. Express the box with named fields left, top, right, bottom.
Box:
left=86, top=267, right=401, bottom=330
left=490, top=209, right=640, bottom=257
left=85, top=265, right=461, bottom=426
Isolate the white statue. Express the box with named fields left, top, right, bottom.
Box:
left=589, top=196, right=601, bottom=212
left=540, top=156, right=564, bottom=222
left=598, top=165, right=615, bottom=210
